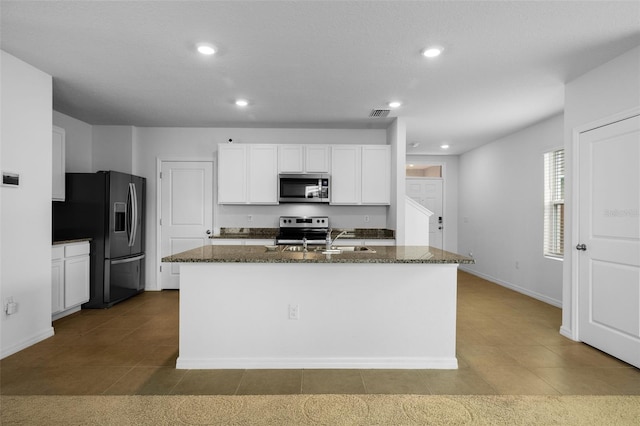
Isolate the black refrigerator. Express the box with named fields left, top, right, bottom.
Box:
left=53, top=171, right=145, bottom=308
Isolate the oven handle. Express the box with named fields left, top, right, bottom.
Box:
left=111, top=254, right=146, bottom=265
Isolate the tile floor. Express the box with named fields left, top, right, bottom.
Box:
left=1, top=271, right=639, bottom=395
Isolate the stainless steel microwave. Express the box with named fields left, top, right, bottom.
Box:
left=279, top=174, right=330, bottom=203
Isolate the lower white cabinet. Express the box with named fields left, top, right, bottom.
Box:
left=51, top=241, right=90, bottom=319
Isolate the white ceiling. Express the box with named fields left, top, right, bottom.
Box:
left=2, top=1, right=639, bottom=155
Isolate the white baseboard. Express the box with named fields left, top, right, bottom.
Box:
left=1, top=327, right=54, bottom=359
left=176, top=357, right=459, bottom=370
left=559, top=325, right=578, bottom=341
left=459, top=267, right=562, bottom=308
left=52, top=305, right=81, bottom=321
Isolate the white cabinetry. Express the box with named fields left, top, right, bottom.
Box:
left=248, top=145, right=279, bottom=203
left=51, top=249, right=64, bottom=315
left=331, top=145, right=390, bottom=205
left=218, top=144, right=247, bottom=203
left=51, top=241, right=90, bottom=320
left=330, top=145, right=361, bottom=204
left=52, top=126, right=65, bottom=201
left=278, top=145, right=330, bottom=173
left=218, top=144, right=278, bottom=204
left=362, top=145, right=391, bottom=204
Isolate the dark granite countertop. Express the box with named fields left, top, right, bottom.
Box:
left=210, top=228, right=395, bottom=240
left=163, top=244, right=473, bottom=264
left=52, top=238, right=92, bottom=245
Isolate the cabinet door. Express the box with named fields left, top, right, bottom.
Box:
left=64, top=255, right=90, bottom=308
left=278, top=145, right=304, bottom=173
left=331, top=145, right=361, bottom=204
left=52, top=126, right=65, bottom=201
left=248, top=145, right=278, bottom=204
left=218, top=144, right=247, bottom=204
left=305, top=145, right=330, bottom=173
left=362, top=145, right=391, bottom=204
left=51, top=260, right=64, bottom=314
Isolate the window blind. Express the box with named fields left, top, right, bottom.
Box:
left=544, top=149, right=565, bottom=258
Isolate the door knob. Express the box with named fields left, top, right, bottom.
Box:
left=206, top=229, right=212, bottom=235
left=576, top=244, right=587, bottom=251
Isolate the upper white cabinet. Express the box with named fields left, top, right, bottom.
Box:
left=362, top=145, right=391, bottom=204
left=278, top=145, right=330, bottom=173
left=330, top=145, right=361, bottom=204
left=331, top=145, right=390, bottom=205
left=218, top=144, right=247, bottom=203
left=248, top=144, right=279, bottom=204
left=52, top=126, right=66, bottom=201
left=218, top=144, right=278, bottom=204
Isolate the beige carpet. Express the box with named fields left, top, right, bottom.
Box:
left=2, top=395, right=639, bottom=425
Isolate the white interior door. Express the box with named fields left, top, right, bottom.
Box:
left=160, top=161, right=213, bottom=289
left=406, top=178, right=444, bottom=249
left=578, top=114, right=640, bottom=368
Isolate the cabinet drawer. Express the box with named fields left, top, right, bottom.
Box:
left=65, top=242, right=90, bottom=257
left=52, top=246, right=64, bottom=260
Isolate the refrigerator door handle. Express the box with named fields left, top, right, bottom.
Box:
left=127, top=182, right=138, bottom=247
left=111, top=253, right=145, bottom=265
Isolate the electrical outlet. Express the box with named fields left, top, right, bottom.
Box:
left=4, top=297, right=17, bottom=315
left=247, top=215, right=253, bottom=222
left=364, top=215, right=370, bottom=223
left=515, top=261, right=520, bottom=269
left=288, top=304, right=300, bottom=320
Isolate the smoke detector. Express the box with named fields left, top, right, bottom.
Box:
left=369, top=109, right=390, bottom=118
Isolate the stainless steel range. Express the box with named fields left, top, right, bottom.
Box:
left=275, top=216, right=330, bottom=246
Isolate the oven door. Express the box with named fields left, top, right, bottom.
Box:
left=104, top=254, right=145, bottom=304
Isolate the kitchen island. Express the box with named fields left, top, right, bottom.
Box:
left=163, top=245, right=473, bottom=369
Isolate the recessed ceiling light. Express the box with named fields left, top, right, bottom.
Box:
left=440, top=144, right=450, bottom=150
left=422, top=47, right=443, bottom=58
left=410, top=142, right=420, bottom=148
left=388, top=101, right=402, bottom=108
left=408, top=164, right=414, bottom=168
left=196, top=43, right=216, bottom=55
left=235, top=99, right=249, bottom=107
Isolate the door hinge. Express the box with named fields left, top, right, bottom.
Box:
left=159, top=218, right=162, bottom=226
left=159, top=172, right=162, bottom=179
left=159, top=265, right=162, bottom=273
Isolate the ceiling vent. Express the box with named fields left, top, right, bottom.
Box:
left=369, top=109, right=390, bottom=118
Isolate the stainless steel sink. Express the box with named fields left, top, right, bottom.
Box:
left=283, top=246, right=324, bottom=252
left=282, top=245, right=376, bottom=253
left=333, top=246, right=375, bottom=252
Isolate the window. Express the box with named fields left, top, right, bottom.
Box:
left=406, top=164, right=442, bottom=177
left=544, top=149, right=564, bottom=258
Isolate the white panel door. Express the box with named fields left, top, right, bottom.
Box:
left=161, top=161, right=213, bottom=289
left=578, top=114, right=640, bottom=368
left=406, top=178, right=443, bottom=249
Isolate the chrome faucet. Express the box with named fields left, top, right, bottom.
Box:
left=329, top=230, right=353, bottom=248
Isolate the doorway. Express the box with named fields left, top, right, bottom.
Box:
left=159, top=161, right=214, bottom=289
left=406, top=163, right=444, bottom=250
